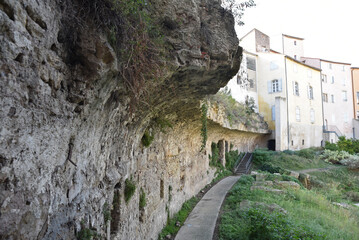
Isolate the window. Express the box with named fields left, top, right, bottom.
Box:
left=342, top=91, right=347, bottom=101
left=294, top=40, right=297, bottom=46
left=356, top=111, right=359, bottom=119
left=302, top=139, right=305, bottom=145
left=268, top=79, right=282, bottom=93
left=331, top=94, right=335, bottom=103
left=294, top=55, right=297, bottom=60
left=291, top=140, right=293, bottom=146
left=329, top=63, right=332, bottom=69
left=272, top=80, right=279, bottom=92
left=342, top=65, right=345, bottom=71
left=272, top=105, right=275, bottom=121
left=307, top=69, right=312, bottom=78
left=247, top=57, right=256, bottom=71
left=308, top=86, right=313, bottom=100
left=321, top=74, right=327, bottom=83
left=344, top=113, right=349, bottom=123
left=270, top=61, right=279, bottom=71
left=310, top=109, right=315, bottom=123
left=356, top=92, right=359, bottom=104
left=331, top=76, right=334, bottom=84
left=322, top=93, right=328, bottom=102
left=342, top=78, right=346, bottom=86
left=294, top=82, right=299, bottom=96
left=296, top=106, right=301, bottom=121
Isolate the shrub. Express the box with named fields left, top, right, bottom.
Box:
left=225, top=150, right=240, bottom=171
left=200, top=103, right=208, bottom=151
left=340, top=155, right=359, bottom=169
left=124, top=178, right=136, bottom=203
left=320, top=149, right=351, bottom=164
left=325, top=141, right=338, bottom=151
left=252, top=149, right=274, bottom=166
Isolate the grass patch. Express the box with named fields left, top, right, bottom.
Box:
left=219, top=174, right=359, bottom=240
left=158, top=197, right=199, bottom=240
left=124, top=178, right=136, bottom=203
left=253, top=148, right=330, bottom=171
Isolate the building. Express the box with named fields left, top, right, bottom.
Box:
left=240, top=29, right=323, bottom=150
left=225, top=50, right=259, bottom=110
left=351, top=67, right=359, bottom=138
left=302, top=57, right=353, bottom=142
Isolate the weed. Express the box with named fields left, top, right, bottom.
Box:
left=139, top=188, right=146, bottom=209
left=158, top=197, right=199, bottom=240
left=141, top=130, right=154, bottom=147
left=103, top=202, right=112, bottom=223
left=200, top=103, right=208, bottom=152
left=124, top=178, right=136, bottom=203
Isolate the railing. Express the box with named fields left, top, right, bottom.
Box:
left=234, top=152, right=253, bottom=175
left=233, top=152, right=248, bottom=173
left=323, top=125, right=343, bottom=138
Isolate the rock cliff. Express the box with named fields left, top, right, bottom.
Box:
left=0, top=0, right=267, bottom=239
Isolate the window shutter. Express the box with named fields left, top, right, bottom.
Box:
left=307, top=85, right=310, bottom=99
left=292, top=81, right=295, bottom=95
left=268, top=81, right=272, bottom=93
left=278, top=79, right=282, bottom=92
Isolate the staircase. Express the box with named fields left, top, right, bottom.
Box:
left=234, top=152, right=253, bottom=175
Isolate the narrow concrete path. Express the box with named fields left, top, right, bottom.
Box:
left=175, top=176, right=241, bottom=240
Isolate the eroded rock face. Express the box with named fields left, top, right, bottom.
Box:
left=0, top=0, right=262, bottom=239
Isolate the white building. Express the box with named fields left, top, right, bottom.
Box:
left=239, top=29, right=323, bottom=150
left=225, top=50, right=259, bottom=111
left=301, top=57, right=353, bottom=142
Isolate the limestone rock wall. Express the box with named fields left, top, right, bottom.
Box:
left=0, top=0, right=267, bottom=239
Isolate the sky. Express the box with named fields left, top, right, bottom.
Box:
left=235, top=0, right=359, bottom=67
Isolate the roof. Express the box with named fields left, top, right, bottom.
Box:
left=352, top=67, right=359, bottom=69
left=302, top=57, right=351, bottom=66
left=239, top=28, right=269, bottom=42
left=286, top=56, right=321, bottom=71
left=270, top=49, right=282, bottom=54
left=282, top=34, right=304, bottom=40
left=243, top=50, right=258, bottom=57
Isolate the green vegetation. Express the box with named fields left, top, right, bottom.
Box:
left=141, top=130, right=154, bottom=147
left=209, top=142, right=243, bottom=183
left=325, top=136, right=359, bottom=154
left=158, top=197, right=199, bottom=240
left=139, top=188, right=146, bottom=209
left=208, top=88, right=260, bottom=128
left=124, top=178, right=136, bottom=203
left=219, top=173, right=359, bottom=240
left=200, top=103, right=208, bottom=152
left=253, top=148, right=330, bottom=171
left=103, top=202, right=111, bottom=223
left=77, top=223, right=98, bottom=240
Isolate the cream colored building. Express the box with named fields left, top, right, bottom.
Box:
left=240, top=29, right=323, bottom=150
left=302, top=57, right=353, bottom=142
left=225, top=51, right=259, bottom=110
left=282, top=34, right=304, bottom=60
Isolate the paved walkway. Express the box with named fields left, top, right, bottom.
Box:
left=175, top=176, right=241, bottom=240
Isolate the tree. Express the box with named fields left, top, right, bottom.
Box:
left=221, top=0, right=256, bottom=26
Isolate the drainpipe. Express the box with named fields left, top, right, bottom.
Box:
left=352, top=68, right=356, bottom=139
left=284, top=56, right=290, bottom=150
left=320, top=61, right=325, bottom=145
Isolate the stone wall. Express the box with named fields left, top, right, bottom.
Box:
left=0, top=0, right=268, bottom=239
